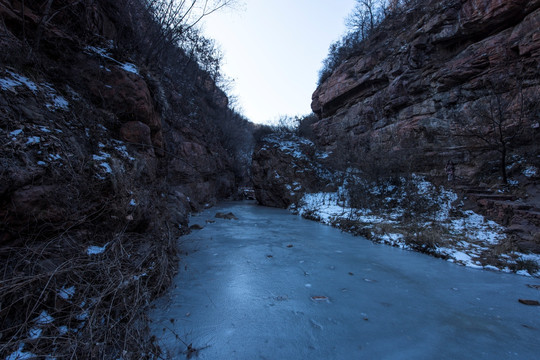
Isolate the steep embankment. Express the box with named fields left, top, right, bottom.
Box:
left=0, top=1, right=244, bottom=358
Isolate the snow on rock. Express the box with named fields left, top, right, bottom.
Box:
left=85, top=45, right=140, bottom=76
left=43, top=83, right=69, bottom=110
left=92, top=152, right=113, bottom=176
left=0, top=77, right=22, bottom=90
left=1, top=72, right=69, bottom=111
left=523, top=165, right=538, bottom=177
left=0, top=71, right=38, bottom=92
left=448, top=211, right=505, bottom=245
left=264, top=134, right=313, bottom=160
left=120, top=62, right=139, bottom=75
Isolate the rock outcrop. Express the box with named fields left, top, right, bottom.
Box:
left=0, top=0, right=238, bottom=245
left=252, top=134, right=333, bottom=208
left=311, top=0, right=540, bottom=183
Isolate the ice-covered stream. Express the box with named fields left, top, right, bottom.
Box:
left=149, top=202, right=540, bottom=359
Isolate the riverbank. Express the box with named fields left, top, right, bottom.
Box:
left=290, top=175, right=540, bottom=278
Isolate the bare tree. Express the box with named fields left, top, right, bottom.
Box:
left=345, top=0, right=389, bottom=40
left=453, top=77, right=531, bottom=185
left=140, top=0, right=235, bottom=63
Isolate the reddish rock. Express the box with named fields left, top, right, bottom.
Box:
left=252, top=135, right=333, bottom=208
left=310, top=0, right=540, bottom=183
left=120, top=121, right=152, bottom=147
left=9, top=185, right=65, bottom=223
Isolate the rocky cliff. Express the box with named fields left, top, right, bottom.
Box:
left=252, top=134, right=334, bottom=208
left=0, top=0, right=246, bottom=357
left=311, top=0, right=540, bottom=183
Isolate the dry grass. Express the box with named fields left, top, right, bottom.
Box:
left=0, top=224, right=177, bottom=359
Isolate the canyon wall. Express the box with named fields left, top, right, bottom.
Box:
left=0, top=0, right=238, bottom=246
left=311, top=0, right=540, bottom=183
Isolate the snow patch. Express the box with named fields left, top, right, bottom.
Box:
left=120, top=62, right=139, bottom=74
left=294, top=175, right=529, bottom=276
left=87, top=243, right=109, bottom=255
left=58, top=286, right=76, bottom=300
left=29, top=327, right=43, bottom=339
left=26, top=136, right=40, bottom=145
left=35, top=310, right=54, bottom=325
left=5, top=344, right=36, bottom=360
left=10, top=129, right=23, bottom=136
left=523, top=166, right=538, bottom=178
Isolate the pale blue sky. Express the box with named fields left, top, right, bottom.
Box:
left=202, top=0, right=356, bottom=124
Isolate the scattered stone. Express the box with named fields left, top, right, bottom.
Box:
left=215, top=212, right=238, bottom=220
left=348, top=272, right=354, bottom=276
left=287, top=244, right=293, bottom=248
left=310, top=319, right=324, bottom=330
left=189, top=224, right=203, bottom=230
left=518, top=299, right=540, bottom=306
left=266, top=255, right=273, bottom=258
left=205, top=219, right=216, bottom=224
left=311, top=295, right=329, bottom=302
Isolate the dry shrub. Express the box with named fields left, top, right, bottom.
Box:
left=402, top=223, right=446, bottom=257
left=347, top=175, right=439, bottom=220
left=0, top=132, right=180, bottom=358
left=0, top=224, right=176, bottom=359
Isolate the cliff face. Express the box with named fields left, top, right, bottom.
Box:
left=0, top=0, right=237, bottom=245
left=311, top=0, right=540, bottom=182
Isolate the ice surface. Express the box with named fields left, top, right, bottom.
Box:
left=149, top=202, right=540, bottom=359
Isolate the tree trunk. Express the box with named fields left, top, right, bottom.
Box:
left=501, top=144, right=508, bottom=185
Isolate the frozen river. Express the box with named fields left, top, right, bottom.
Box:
left=149, top=201, right=540, bottom=359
